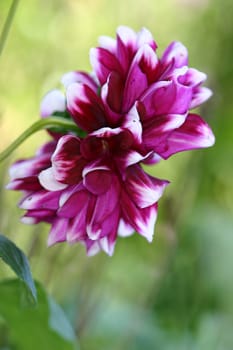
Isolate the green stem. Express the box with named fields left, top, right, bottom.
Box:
left=0, top=117, right=79, bottom=162
left=0, top=0, right=20, bottom=57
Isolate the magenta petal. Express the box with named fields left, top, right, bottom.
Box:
left=83, top=167, right=112, bottom=195
left=98, top=208, right=120, bottom=256
left=90, top=47, right=122, bottom=85
left=122, top=46, right=151, bottom=112
left=98, top=35, right=117, bottom=54
left=39, top=168, right=68, bottom=191
left=121, top=190, right=158, bottom=242
left=101, top=72, right=124, bottom=123
left=48, top=218, right=69, bottom=246
left=6, top=176, right=41, bottom=191
left=118, top=219, right=135, bottom=237
left=123, top=105, right=143, bottom=145
left=190, top=87, right=213, bottom=109
left=22, top=209, right=55, bottom=219
left=86, top=176, right=120, bottom=237
left=125, top=165, right=169, bottom=208
left=51, top=135, right=85, bottom=184
left=61, top=71, right=98, bottom=91
left=161, top=41, right=188, bottom=70
left=66, top=205, right=88, bottom=243
left=40, top=89, right=66, bottom=118
left=85, top=240, right=101, bottom=257
left=136, top=27, right=157, bottom=50
left=155, top=113, right=215, bottom=159
left=9, top=155, right=51, bottom=180
left=58, top=188, right=89, bottom=218
left=178, top=68, right=207, bottom=87
left=141, top=80, right=192, bottom=117
left=36, top=141, right=57, bottom=157
left=116, top=26, right=137, bottom=72
left=19, top=190, right=61, bottom=210
left=142, top=113, right=187, bottom=150
left=66, top=82, right=106, bottom=132
left=115, top=149, right=152, bottom=172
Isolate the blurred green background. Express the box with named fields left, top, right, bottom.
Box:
left=0, top=0, right=233, bottom=349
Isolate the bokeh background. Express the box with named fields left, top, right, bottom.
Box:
left=0, top=0, right=233, bottom=349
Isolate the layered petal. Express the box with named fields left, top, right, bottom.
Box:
left=61, top=71, right=98, bottom=91
left=40, top=89, right=66, bottom=118
left=154, top=113, right=215, bottom=159
left=141, top=80, right=192, bottom=118
left=90, top=47, right=123, bottom=85
left=66, top=82, right=107, bottom=132
left=121, top=190, right=158, bottom=242
left=125, top=165, right=169, bottom=208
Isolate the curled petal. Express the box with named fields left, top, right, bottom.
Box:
left=116, top=26, right=138, bottom=72
left=101, top=71, right=124, bottom=123
left=66, top=82, right=106, bottom=132
left=83, top=161, right=112, bottom=195
left=155, top=113, right=215, bottom=159
left=122, top=46, right=151, bottom=111
left=142, top=113, right=187, bottom=150
left=190, top=87, right=213, bottom=109
left=40, top=89, right=66, bottom=117
left=161, top=41, right=188, bottom=71
left=90, top=47, right=122, bottom=85
left=136, top=27, right=157, bottom=50
left=125, top=165, right=169, bottom=208
left=121, top=190, right=158, bottom=242
left=123, top=105, right=143, bottom=145
left=98, top=35, right=117, bottom=54
left=141, top=80, right=192, bottom=117
left=51, top=135, right=85, bottom=184
left=39, top=168, right=68, bottom=191
left=61, top=71, right=98, bottom=91
left=178, top=68, right=207, bottom=87
left=115, top=149, right=153, bottom=172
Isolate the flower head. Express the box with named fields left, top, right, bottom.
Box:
left=7, top=26, right=215, bottom=256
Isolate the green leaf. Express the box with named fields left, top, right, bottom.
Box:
left=0, top=234, right=37, bottom=303
left=0, top=279, right=79, bottom=350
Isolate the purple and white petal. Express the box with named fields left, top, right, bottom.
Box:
left=125, top=165, right=169, bottom=208
left=40, top=89, right=66, bottom=117
left=161, top=41, right=188, bottom=71
left=118, top=219, right=135, bottom=237
left=190, top=87, right=213, bottom=109
left=141, top=80, right=192, bottom=117
left=51, top=135, right=85, bottom=184
left=61, top=71, right=98, bottom=91
left=19, top=189, right=61, bottom=210
left=66, top=82, right=106, bottom=132
left=39, top=168, right=68, bottom=191
left=90, top=47, right=122, bottom=85
left=142, top=113, right=187, bottom=150
left=123, top=105, right=143, bottom=145
left=121, top=190, right=158, bottom=242
left=48, top=218, right=69, bottom=246
left=155, top=113, right=215, bottom=159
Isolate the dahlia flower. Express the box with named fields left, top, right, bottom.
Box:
left=7, top=26, right=215, bottom=256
